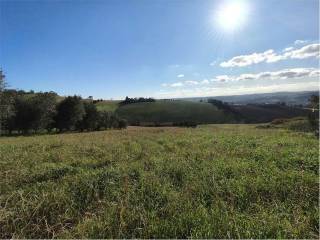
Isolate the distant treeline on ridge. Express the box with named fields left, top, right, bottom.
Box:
left=119, top=96, right=156, bottom=105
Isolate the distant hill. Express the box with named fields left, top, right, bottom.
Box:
left=181, top=91, right=319, bottom=106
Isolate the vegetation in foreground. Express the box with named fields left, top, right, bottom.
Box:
left=0, top=124, right=318, bottom=238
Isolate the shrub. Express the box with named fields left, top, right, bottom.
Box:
left=118, top=119, right=128, bottom=129
left=271, top=118, right=289, bottom=125
left=55, top=96, right=85, bottom=132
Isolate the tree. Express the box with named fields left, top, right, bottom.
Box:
left=119, top=96, right=156, bottom=105
left=110, top=114, right=119, bottom=129
left=55, top=96, right=85, bottom=132
left=0, top=69, right=11, bottom=135
left=118, top=119, right=128, bottom=129
left=98, top=111, right=112, bottom=129
left=31, top=92, right=57, bottom=132
left=13, top=96, right=36, bottom=134
left=77, top=102, right=100, bottom=131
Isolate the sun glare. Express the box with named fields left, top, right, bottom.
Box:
left=215, top=0, right=250, bottom=32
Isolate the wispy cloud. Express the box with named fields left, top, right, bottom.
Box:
left=155, top=81, right=319, bottom=98
left=185, top=80, right=199, bottom=85
left=289, top=44, right=320, bottom=59
left=170, top=82, right=184, bottom=87
left=162, top=79, right=211, bottom=88
left=294, top=40, right=308, bottom=45
left=213, top=68, right=320, bottom=82
left=210, top=60, right=217, bottom=66
left=219, top=43, right=319, bottom=67
left=283, top=47, right=294, bottom=52
left=162, top=68, right=319, bottom=89
left=201, top=79, right=210, bottom=85
left=177, top=74, right=184, bottom=78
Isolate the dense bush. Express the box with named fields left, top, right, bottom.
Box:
left=77, top=102, right=100, bottom=131
left=118, top=118, right=128, bottom=129
left=55, top=96, right=85, bottom=132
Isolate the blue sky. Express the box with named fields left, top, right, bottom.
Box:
left=0, top=0, right=319, bottom=99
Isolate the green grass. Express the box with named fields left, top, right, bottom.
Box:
left=115, top=100, right=309, bottom=125
left=258, top=117, right=315, bottom=133
left=116, top=100, right=235, bottom=124
left=95, top=100, right=120, bottom=112
left=0, top=125, right=318, bottom=238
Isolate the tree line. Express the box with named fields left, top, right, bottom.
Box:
left=119, top=96, right=156, bottom=105
left=0, top=90, right=127, bottom=135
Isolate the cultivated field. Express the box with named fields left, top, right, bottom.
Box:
left=95, top=100, right=120, bottom=112
left=114, top=100, right=309, bottom=125
left=0, top=125, right=318, bottom=238
left=115, top=101, right=231, bottom=124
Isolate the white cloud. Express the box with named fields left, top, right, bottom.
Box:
left=294, top=40, right=308, bottom=45
left=185, top=80, right=199, bottom=85
left=220, top=49, right=277, bottom=67
left=163, top=79, right=213, bottom=88
left=210, top=60, right=217, bottom=66
left=162, top=82, right=184, bottom=88
left=177, top=74, right=184, bottom=78
left=212, top=75, right=232, bottom=82
left=220, top=43, right=320, bottom=67
left=212, top=68, right=320, bottom=82
left=155, top=81, right=319, bottom=98
left=201, top=79, right=210, bottom=85
left=170, top=82, right=184, bottom=87
left=164, top=68, right=320, bottom=89
left=158, top=68, right=319, bottom=98
left=283, top=47, right=294, bottom=52
left=289, top=44, right=320, bottom=59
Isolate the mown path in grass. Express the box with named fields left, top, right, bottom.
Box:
left=0, top=125, right=318, bottom=238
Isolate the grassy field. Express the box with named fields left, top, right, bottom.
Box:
left=95, top=100, right=120, bottom=112
left=116, top=100, right=235, bottom=124
left=0, top=124, right=318, bottom=238
left=115, top=100, right=309, bottom=125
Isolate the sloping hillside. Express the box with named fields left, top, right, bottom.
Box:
left=116, top=100, right=236, bottom=125
left=116, top=100, right=310, bottom=125
left=183, top=91, right=318, bottom=106
left=234, top=104, right=310, bottom=123
left=95, top=100, right=120, bottom=112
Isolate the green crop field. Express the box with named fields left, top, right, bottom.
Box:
left=115, top=100, right=309, bottom=125
left=95, top=100, right=120, bottom=112
left=116, top=100, right=235, bottom=124
left=0, top=124, right=318, bottom=238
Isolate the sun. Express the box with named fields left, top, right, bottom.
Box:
left=215, top=0, right=250, bottom=32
